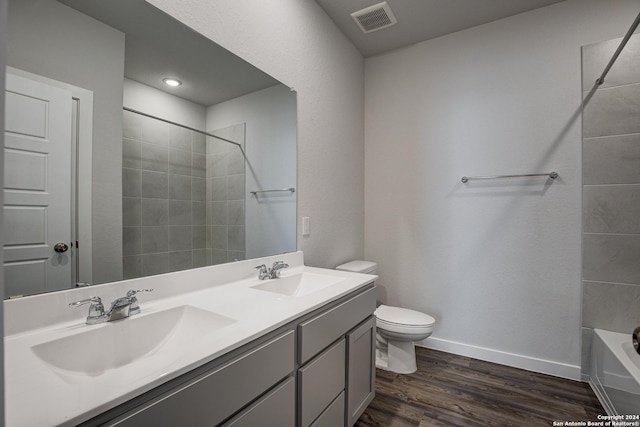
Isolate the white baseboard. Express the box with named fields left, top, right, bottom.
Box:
left=418, top=336, right=582, bottom=381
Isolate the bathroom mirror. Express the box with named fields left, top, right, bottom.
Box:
left=4, top=0, right=297, bottom=298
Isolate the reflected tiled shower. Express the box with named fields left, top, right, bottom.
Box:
left=207, top=124, right=246, bottom=265
left=122, top=110, right=245, bottom=279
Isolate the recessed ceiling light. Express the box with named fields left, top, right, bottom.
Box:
left=163, top=78, right=182, bottom=87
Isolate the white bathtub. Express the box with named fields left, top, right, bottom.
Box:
left=590, top=329, right=640, bottom=415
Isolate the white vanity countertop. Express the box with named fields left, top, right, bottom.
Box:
left=4, top=252, right=377, bottom=427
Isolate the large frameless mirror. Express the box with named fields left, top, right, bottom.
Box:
left=4, top=0, right=297, bottom=298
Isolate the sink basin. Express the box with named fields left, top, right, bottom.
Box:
left=251, top=273, right=343, bottom=297
left=31, top=305, right=235, bottom=376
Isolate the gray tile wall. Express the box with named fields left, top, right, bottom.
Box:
left=208, top=124, right=246, bottom=264
left=122, top=111, right=245, bottom=279
left=581, top=34, right=640, bottom=378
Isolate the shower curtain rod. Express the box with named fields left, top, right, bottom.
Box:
left=596, top=10, right=640, bottom=86
left=123, top=107, right=244, bottom=150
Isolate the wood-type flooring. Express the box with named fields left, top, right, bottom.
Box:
left=356, top=346, right=605, bottom=427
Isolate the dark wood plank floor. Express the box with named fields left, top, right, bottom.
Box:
left=356, top=346, right=604, bottom=427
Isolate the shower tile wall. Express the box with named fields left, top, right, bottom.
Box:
left=208, top=123, right=246, bottom=264
left=581, top=34, right=640, bottom=377
left=122, top=111, right=245, bottom=279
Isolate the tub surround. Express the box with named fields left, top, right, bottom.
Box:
left=590, top=329, right=640, bottom=415
left=4, top=251, right=377, bottom=427
left=581, top=33, right=640, bottom=379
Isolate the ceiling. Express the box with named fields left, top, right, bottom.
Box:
left=315, top=0, right=567, bottom=57
left=55, top=0, right=570, bottom=104
left=58, top=0, right=280, bottom=106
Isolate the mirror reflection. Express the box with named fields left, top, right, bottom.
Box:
left=4, top=0, right=297, bottom=299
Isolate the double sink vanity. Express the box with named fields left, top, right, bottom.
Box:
left=5, top=252, right=377, bottom=426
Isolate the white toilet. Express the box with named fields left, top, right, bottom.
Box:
left=336, top=260, right=436, bottom=374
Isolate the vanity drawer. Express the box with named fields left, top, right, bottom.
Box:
left=298, top=285, right=376, bottom=364
left=298, top=338, right=346, bottom=427
left=310, top=391, right=345, bottom=427
left=108, top=329, right=295, bottom=427
left=224, top=376, right=295, bottom=427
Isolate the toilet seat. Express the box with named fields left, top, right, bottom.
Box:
left=375, top=305, right=435, bottom=335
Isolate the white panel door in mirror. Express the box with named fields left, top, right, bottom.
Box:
left=4, top=73, right=73, bottom=297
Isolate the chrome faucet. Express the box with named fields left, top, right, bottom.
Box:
left=255, top=261, right=289, bottom=280
left=69, top=296, right=106, bottom=325
left=269, top=261, right=289, bottom=278
left=70, top=289, right=153, bottom=324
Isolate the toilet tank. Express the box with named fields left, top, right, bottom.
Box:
left=336, top=260, right=377, bottom=275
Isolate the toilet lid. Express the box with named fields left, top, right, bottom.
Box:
left=375, top=304, right=435, bottom=327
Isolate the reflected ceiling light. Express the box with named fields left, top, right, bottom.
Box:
left=163, top=78, right=182, bottom=87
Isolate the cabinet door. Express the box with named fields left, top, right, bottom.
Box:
left=346, top=316, right=376, bottom=426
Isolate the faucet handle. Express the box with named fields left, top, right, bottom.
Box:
left=127, top=289, right=153, bottom=316
left=126, top=288, right=153, bottom=298
left=255, top=264, right=269, bottom=280
left=69, top=296, right=106, bottom=324
left=69, top=296, right=102, bottom=308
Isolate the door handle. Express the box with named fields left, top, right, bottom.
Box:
left=54, top=242, right=69, bottom=253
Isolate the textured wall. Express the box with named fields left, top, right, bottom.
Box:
left=364, top=0, right=640, bottom=379
left=581, top=34, right=640, bottom=378
left=147, top=0, right=365, bottom=268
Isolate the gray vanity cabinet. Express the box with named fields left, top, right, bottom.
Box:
left=104, top=330, right=295, bottom=427
left=297, top=286, right=376, bottom=427
left=84, top=284, right=376, bottom=427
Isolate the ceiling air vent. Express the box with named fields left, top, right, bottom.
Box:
left=351, top=2, right=398, bottom=34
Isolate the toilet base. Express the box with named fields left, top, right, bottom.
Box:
left=375, top=334, right=418, bottom=374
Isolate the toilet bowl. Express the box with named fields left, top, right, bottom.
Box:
left=374, top=304, right=435, bottom=373
left=336, top=260, right=436, bottom=374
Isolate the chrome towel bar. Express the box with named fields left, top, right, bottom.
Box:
left=461, top=172, right=558, bottom=184
left=250, top=188, right=296, bottom=196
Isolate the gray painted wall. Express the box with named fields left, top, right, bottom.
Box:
left=7, top=0, right=125, bottom=284
left=206, top=85, right=297, bottom=259
left=364, top=0, right=639, bottom=379
left=581, top=34, right=640, bottom=378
